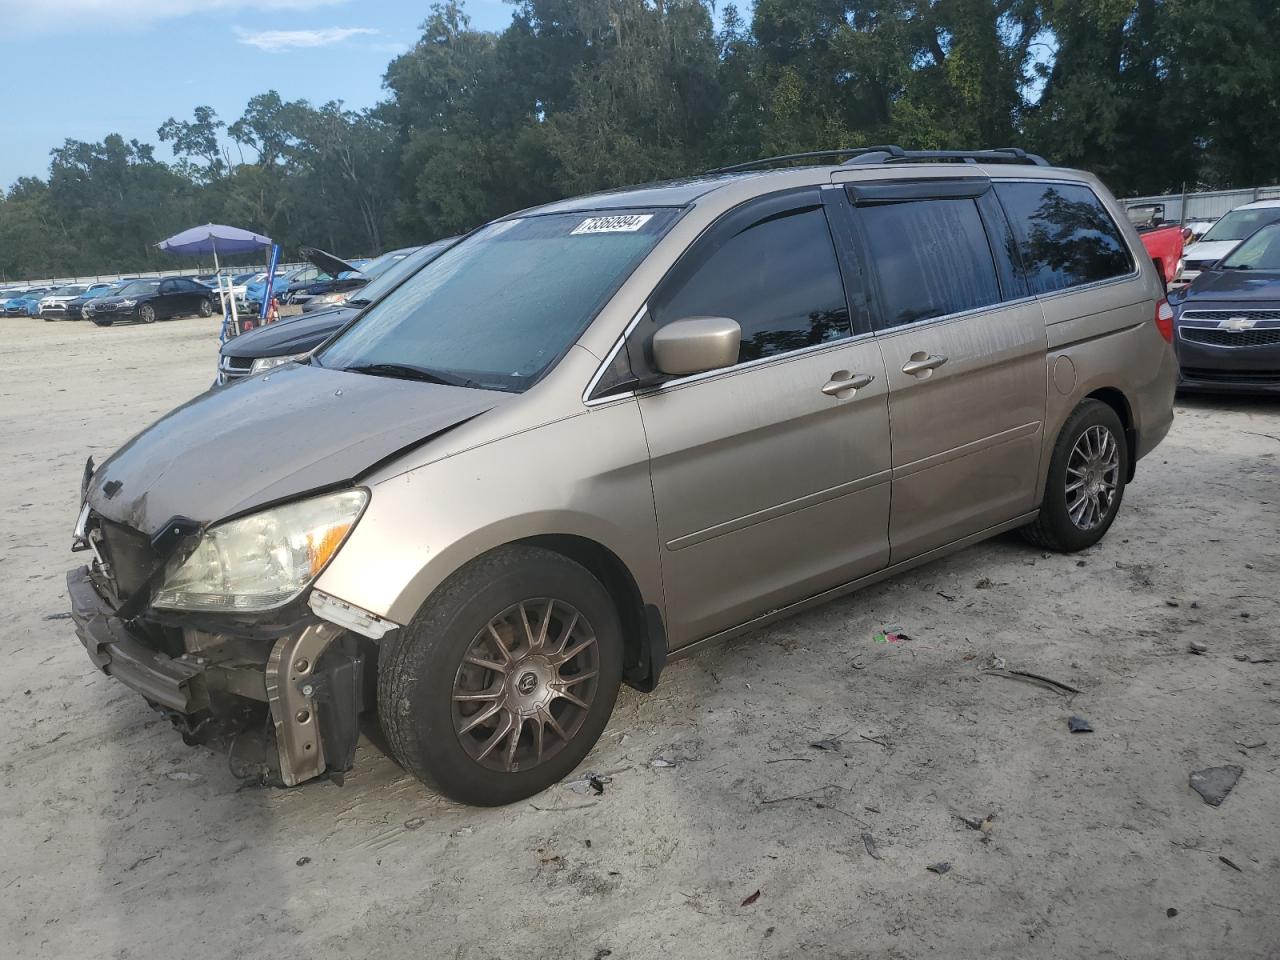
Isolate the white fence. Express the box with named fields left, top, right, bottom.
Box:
left=1, top=262, right=311, bottom=290
left=1121, top=184, right=1280, bottom=224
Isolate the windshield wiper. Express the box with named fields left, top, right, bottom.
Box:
left=342, top=362, right=481, bottom=388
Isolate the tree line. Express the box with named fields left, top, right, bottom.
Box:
left=2, top=0, right=1277, bottom=280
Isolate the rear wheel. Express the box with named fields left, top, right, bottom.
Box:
left=138, top=303, right=156, bottom=324
left=1022, top=399, right=1128, bottom=552
left=378, top=545, right=623, bottom=806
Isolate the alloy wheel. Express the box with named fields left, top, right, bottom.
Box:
left=451, top=598, right=599, bottom=774
left=1065, top=424, right=1120, bottom=531
left=139, top=304, right=156, bottom=323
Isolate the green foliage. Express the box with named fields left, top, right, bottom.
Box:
left=2, top=0, right=1277, bottom=280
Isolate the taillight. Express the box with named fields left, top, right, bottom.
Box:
left=1155, top=298, right=1174, bottom=343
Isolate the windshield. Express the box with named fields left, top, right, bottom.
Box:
left=318, top=210, right=676, bottom=392
left=1220, top=224, right=1280, bottom=271
left=1201, top=207, right=1280, bottom=243
left=347, top=240, right=454, bottom=305
left=119, top=280, right=161, bottom=297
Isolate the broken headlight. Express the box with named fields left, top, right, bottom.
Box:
left=152, top=489, right=367, bottom=612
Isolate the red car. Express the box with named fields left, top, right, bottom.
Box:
left=1137, top=224, right=1185, bottom=288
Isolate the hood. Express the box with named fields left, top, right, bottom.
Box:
left=1181, top=240, right=1237, bottom=266
left=1177, top=269, right=1280, bottom=304
left=301, top=246, right=361, bottom=277
left=220, top=306, right=355, bottom=359
left=85, top=361, right=508, bottom=536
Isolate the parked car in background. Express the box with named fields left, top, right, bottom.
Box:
left=299, top=247, right=424, bottom=312
left=87, top=277, right=215, bottom=325
left=1170, top=220, right=1280, bottom=394
left=64, top=281, right=133, bottom=321
left=1137, top=224, right=1185, bottom=288
left=1179, top=200, right=1280, bottom=284
left=218, top=238, right=458, bottom=382
left=284, top=249, right=373, bottom=307
left=4, top=288, right=54, bottom=316
left=69, top=149, right=1175, bottom=804
left=40, top=283, right=111, bottom=320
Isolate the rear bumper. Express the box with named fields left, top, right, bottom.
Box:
left=68, top=565, right=203, bottom=711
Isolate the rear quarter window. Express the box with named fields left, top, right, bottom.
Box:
left=995, top=182, right=1134, bottom=295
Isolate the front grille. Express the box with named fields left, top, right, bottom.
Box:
left=219, top=355, right=254, bottom=381
left=1183, top=367, right=1280, bottom=384
left=1180, top=327, right=1280, bottom=348
left=1182, top=310, right=1280, bottom=323
left=95, top=517, right=162, bottom=602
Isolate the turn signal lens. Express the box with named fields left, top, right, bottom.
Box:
left=1155, top=298, right=1174, bottom=343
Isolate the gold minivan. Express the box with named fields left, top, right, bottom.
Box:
left=68, top=148, right=1176, bottom=805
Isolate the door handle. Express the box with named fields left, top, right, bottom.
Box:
left=821, top=371, right=875, bottom=397
left=901, top=353, right=948, bottom=377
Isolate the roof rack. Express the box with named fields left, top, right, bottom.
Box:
left=707, top=146, right=1048, bottom=175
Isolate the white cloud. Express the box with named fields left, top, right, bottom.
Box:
left=0, top=0, right=347, bottom=31
left=234, top=26, right=377, bottom=52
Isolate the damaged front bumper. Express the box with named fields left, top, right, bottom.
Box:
left=68, top=564, right=366, bottom=786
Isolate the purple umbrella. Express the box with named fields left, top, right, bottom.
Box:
left=156, top=223, right=272, bottom=261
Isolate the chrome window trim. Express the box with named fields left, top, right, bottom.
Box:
left=868, top=294, right=1040, bottom=339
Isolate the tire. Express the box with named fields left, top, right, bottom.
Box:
left=378, top=545, right=624, bottom=806
left=138, top=303, right=156, bottom=324
left=198, top=298, right=213, bottom=317
left=1022, top=399, right=1128, bottom=552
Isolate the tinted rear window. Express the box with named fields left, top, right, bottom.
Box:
left=995, top=182, right=1134, bottom=294
left=858, top=198, right=1002, bottom=328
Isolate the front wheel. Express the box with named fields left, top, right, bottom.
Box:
left=378, top=545, right=623, bottom=806
left=198, top=298, right=213, bottom=317
left=138, top=303, right=156, bottom=324
left=1022, top=399, right=1128, bottom=552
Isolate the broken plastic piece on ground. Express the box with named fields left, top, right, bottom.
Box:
left=810, top=738, right=841, bottom=752
left=566, top=772, right=612, bottom=796
left=1189, top=765, right=1242, bottom=806
left=649, top=755, right=678, bottom=768
left=927, top=861, right=951, bottom=875
left=741, top=889, right=761, bottom=906
left=1189, top=639, right=1209, bottom=655
left=1068, top=715, right=1094, bottom=733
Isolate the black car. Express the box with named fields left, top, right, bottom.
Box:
left=88, top=277, right=215, bottom=326
left=219, top=238, right=457, bottom=382
left=1169, top=221, right=1280, bottom=394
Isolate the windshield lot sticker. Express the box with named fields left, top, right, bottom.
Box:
left=571, top=214, right=653, bottom=235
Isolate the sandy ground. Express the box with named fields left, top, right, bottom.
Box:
left=2, top=315, right=1278, bottom=960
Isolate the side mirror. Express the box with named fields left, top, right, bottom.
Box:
left=652, top=316, right=742, bottom=377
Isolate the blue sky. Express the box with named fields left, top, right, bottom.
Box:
left=0, top=0, right=520, bottom=190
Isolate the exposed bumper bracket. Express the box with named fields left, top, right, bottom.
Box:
left=265, top=622, right=344, bottom=786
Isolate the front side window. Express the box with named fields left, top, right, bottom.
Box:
left=996, top=182, right=1134, bottom=294
left=318, top=210, right=677, bottom=392
left=653, top=205, right=851, bottom=363
left=858, top=198, right=1002, bottom=329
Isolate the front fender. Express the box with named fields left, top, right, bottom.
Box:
left=314, top=400, right=663, bottom=626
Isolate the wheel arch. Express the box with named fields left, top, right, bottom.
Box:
left=1083, top=386, right=1137, bottom=481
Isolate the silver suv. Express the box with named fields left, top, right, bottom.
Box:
left=67, top=148, right=1176, bottom=805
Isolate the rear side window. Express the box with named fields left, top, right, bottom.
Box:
left=654, top=205, right=851, bottom=363
left=858, top=199, right=1002, bottom=329
left=995, top=182, right=1134, bottom=294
